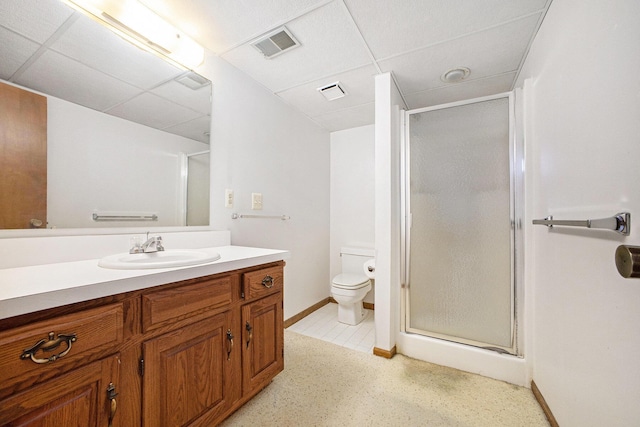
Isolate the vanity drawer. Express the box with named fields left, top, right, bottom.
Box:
left=243, top=265, right=283, bottom=300
left=142, top=276, right=232, bottom=332
left=0, top=303, right=124, bottom=385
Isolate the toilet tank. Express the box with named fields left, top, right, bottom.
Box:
left=340, top=247, right=374, bottom=274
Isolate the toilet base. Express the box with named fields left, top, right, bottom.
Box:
left=337, top=301, right=367, bottom=325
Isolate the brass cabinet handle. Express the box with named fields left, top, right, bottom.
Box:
left=20, top=332, right=77, bottom=364
left=107, top=382, right=118, bottom=427
left=226, top=329, right=234, bottom=361
left=245, top=321, right=253, bottom=348
left=261, top=275, right=274, bottom=288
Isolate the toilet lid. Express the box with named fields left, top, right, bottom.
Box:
left=332, top=273, right=370, bottom=289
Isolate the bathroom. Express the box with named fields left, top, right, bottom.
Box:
left=1, top=0, right=639, bottom=426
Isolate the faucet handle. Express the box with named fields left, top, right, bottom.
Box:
left=155, top=236, right=165, bottom=251
left=129, top=237, right=144, bottom=254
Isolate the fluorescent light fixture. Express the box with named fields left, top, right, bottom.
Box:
left=61, top=0, right=204, bottom=70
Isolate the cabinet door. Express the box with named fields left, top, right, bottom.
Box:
left=0, top=354, right=120, bottom=426
left=242, top=292, right=284, bottom=394
left=143, top=311, right=236, bottom=427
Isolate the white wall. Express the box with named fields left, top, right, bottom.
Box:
left=330, top=125, right=375, bottom=303
left=204, top=54, right=330, bottom=320
left=374, top=73, right=403, bottom=352
left=0, top=50, right=329, bottom=322
left=47, top=95, right=208, bottom=228
left=516, top=0, right=640, bottom=425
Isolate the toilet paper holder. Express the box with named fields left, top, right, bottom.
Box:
left=615, top=245, right=640, bottom=278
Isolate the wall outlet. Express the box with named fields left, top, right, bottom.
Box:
left=251, top=193, right=263, bottom=210
left=225, top=189, right=233, bottom=208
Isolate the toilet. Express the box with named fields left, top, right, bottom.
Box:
left=331, top=247, right=375, bottom=325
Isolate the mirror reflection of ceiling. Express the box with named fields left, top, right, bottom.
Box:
left=0, top=0, right=211, bottom=144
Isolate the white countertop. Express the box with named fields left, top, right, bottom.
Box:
left=0, top=245, right=290, bottom=320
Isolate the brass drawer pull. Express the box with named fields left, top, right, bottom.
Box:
left=20, top=332, right=77, bottom=364
left=226, top=329, right=234, bottom=361
left=261, top=275, right=274, bottom=288
left=107, top=382, right=118, bottom=427
left=245, top=322, right=253, bottom=348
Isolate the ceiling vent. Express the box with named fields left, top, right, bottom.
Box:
left=251, top=27, right=300, bottom=59
left=317, top=81, right=347, bottom=101
left=176, top=72, right=211, bottom=90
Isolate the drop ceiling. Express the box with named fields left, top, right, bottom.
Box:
left=144, top=0, right=552, bottom=132
left=1, top=0, right=552, bottom=134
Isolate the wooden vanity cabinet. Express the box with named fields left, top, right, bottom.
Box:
left=0, top=303, right=124, bottom=426
left=142, top=311, right=236, bottom=427
left=140, top=274, right=240, bottom=427
left=241, top=266, right=284, bottom=396
left=0, top=354, right=120, bottom=426
left=0, top=261, right=284, bottom=427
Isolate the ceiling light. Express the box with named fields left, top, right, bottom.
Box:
left=317, top=82, right=347, bottom=101
left=440, top=67, right=470, bottom=83
left=61, top=0, right=204, bottom=70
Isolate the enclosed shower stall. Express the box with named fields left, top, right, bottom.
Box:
left=180, top=150, right=210, bottom=226
left=401, top=93, right=523, bottom=356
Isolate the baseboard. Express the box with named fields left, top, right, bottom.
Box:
left=373, top=346, right=396, bottom=359
left=328, top=297, right=374, bottom=311
left=531, top=380, right=559, bottom=427
left=284, top=298, right=331, bottom=328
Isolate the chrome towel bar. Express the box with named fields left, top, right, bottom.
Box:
left=231, top=213, right=290, bottom=220
left=93, top=213, right=158, bottom=221
left=532, top=212, right=630, bottom=235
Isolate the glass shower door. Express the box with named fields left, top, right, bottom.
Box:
left=404, top=94, right=514, bottom=351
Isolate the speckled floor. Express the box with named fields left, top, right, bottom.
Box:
left=220, top=330, right=549, bottom=427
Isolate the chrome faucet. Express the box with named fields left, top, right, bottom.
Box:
left=130, top=234, right=165, bottom=254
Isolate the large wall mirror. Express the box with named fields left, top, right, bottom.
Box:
left=0, top=0, right=211, bottom=232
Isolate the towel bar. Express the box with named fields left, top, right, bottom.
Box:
left=532, top=212, right=630, bottom=235
left=231, top=213, right=290, bottom=220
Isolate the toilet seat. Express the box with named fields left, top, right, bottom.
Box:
left=332, top=273, right=370, bottom=290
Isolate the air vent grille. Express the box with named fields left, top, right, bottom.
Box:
left=317, top=81, right=347, bottom=101
left=251, top=27, right=300, bottom=59
left=176, top=72, right=211, bottom=90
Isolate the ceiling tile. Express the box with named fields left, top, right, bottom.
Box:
left=221, top=1, right=372, bottom=93
left=277, top=64, right=377, bottom=117
left=151, top=78, right=212, bottom=115
left=0, top=0, right=73, bottom=43
left=106, top=92, right=202, bottom=130
left=312, top=102, right=375, bottom=132
left=15, top=50, right=141, bottom=111
left=404, top=72, right=516, bottom=109
left=164, top=115, right=211, bottom=144
left=50, top=14, right=184, bottom=90
left=381, top=14, right=540, bottom=94
left=142, top=0, right=330, bottom=54
left=345, top=0, right=548, bottom=59
left=0, top=27, right=40, bottom=80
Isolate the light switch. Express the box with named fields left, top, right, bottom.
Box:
left=225, top=189, right=233, bottom=208
left=251, top=193, right=263, bottom=210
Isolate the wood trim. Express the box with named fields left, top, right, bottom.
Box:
left=284, top=298, right=331, bottom=328
left=328, top=297, right=375, bottom=311
left=373, top=346, right=396, bottom=359
left=531, top=380, right=560, bottom=427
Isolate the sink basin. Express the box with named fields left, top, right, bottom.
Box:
left=98, top=250, right=220, bottom=270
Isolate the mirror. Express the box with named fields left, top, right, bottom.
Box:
left=0, top=0, right=211, bottom=231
